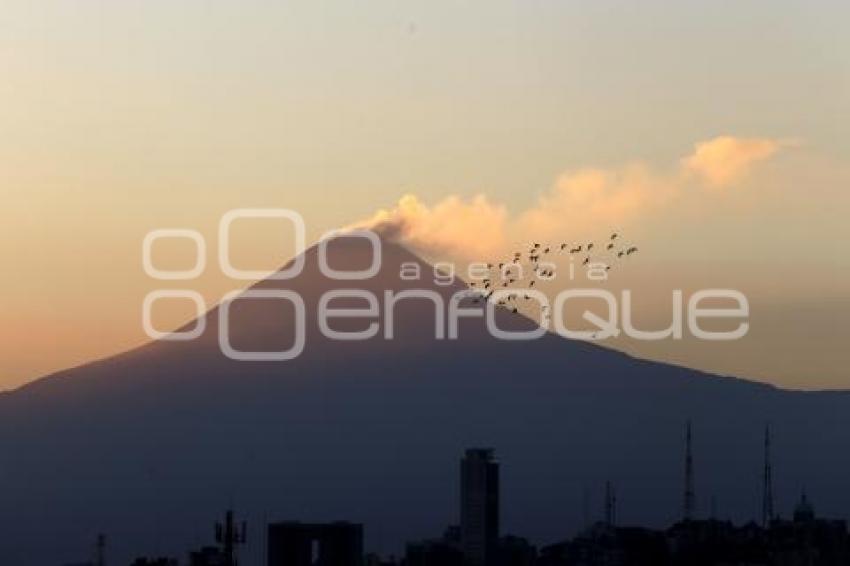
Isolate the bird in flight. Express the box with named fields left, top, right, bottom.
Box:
left=462, top=232, right=638, bottom=320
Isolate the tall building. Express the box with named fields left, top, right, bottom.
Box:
left=461, top=448, right=499, bottom=566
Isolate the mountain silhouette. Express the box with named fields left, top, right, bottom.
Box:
left=1, top=235, right=849, bottom=565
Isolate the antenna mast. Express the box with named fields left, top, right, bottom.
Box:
left=604, top=481, right=616, bottom=526
left=683, top=421, right=695, bottom=521
left=216, top=509, right=247, bottom=566
left=94, top=533, right=106, bottom=566
left=762, top=424, right=775, bottom=526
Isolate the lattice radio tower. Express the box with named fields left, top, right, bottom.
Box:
left=215, top=509, right=247, bottom=566
left=762, top=424, right=775, bottom=527
left=683, top=421, right=696, bottom=521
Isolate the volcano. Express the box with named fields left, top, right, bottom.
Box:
left=2, top=235, right=849, bottom=565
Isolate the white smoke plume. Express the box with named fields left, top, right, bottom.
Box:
left=357, top=136, right=788, bottom=261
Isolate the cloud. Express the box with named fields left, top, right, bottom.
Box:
left=682, top=136, right=783, bottom=188
left=358, top=193, right=508, bottom=259
left=358, top=136, right=788, bottom=260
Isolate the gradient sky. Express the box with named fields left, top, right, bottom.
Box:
left=1, top=0, right=848, bottom=390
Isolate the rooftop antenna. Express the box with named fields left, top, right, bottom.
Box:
left=762, top=424, right=775, bottom=527
left=604, top=481, right=617, bottom=527
left=94, top=533, right=106, bottom=566
left=582, top=486, right=590, bottom=530
left=216, top=509, right=247, bottom=566
left=683, top=420, right=696, bottom=521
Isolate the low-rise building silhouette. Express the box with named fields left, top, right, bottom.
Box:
left=267, top=521, right=363, bottom=566
left=188, top=546, right=228, bottom=566
left=405, top=525, right=463, bottom=566
left=130, top=558, right=179, bottom=566
left=537, top=492, right=849, bottom=566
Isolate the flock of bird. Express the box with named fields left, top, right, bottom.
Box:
left=466, top=232, right=638, bottom=313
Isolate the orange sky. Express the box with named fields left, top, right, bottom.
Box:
left=1, top=1, right=848, bottom=390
